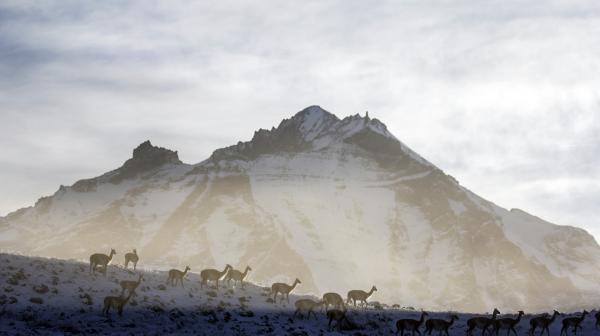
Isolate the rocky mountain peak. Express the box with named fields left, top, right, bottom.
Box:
left=110, top=140, right=181, bottom=182
left=210, top=106, right=401, bottom=162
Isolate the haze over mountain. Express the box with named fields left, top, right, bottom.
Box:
left=1, top=106, right=599, bottom=312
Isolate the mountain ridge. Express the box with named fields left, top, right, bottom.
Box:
left=1, top=106, right=599, bottom=312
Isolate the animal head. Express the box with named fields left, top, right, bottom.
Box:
left=295, top=278, right=301, bottom=284
left=421, top=310, right=429, bottom=316
left=493, top=308, right=501, bottom=315
left=372, top=285, right=378, bottom=292
left=518, top=310, right=524, bottom=315
left=110, top=249, right=116, bottom=255
left=582, top=310, right=589, bottom=316
left=246, top=266, right=252, bottom=271
left=185, top=266, right=191, bottom=272
left=553, top=310, right=561, bottom=316
left=450, top=314, right=459, bottom=320
left=226, top=264, right=232, bottom=269
left=133, top=249, right=137, bottom=254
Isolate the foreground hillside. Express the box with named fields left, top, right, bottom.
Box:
left=0, top=253, right=598, bottom=335
left=2, top=106, right=600, bottom=311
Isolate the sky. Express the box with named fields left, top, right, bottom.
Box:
left=1, top=1, right=599, bottom=239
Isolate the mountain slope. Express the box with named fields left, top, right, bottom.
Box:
left=3, top=253, right=600, bottom=335
left=2, top=105, right=600, bottom=312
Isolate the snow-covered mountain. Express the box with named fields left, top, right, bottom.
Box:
left=2, top=106, right=600, bottom=312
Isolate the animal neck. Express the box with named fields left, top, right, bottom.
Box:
left=291, top=280, right=299, bottom=290
left=220, top=266, right=230, bottom=277
left=492, top=310, right=499, bottom=320
left=550, top=312, right=558, bottom=322
left=123, top=292, right=133, bottom=305
left=515, top=312, right=523, bottom=323
left=242, top=267, right=250, bottom=277
left=579, top=312, right=588, bottom=321
left=449, top=316, right=457, bottom=326
left=419, top=312, right=426, bottom=324
left=109, top=251, right=114, bottom=260
left=367, top=287, right=375, bottom=297
left=182, top=268, right=189, bottom=276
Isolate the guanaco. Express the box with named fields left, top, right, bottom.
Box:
left=395, top=310, right=428, bottom=336
left=225, top=266, right=251, bottom=288
left=467, top=308, right=500, bottom=336
left=166, top=266, right=190, bottom=288
left=89, top=248, right=116, bottom=275
left=271, top=278, right=301, bottom=303
left=346, top=285, right=377, bottom=308
left=102, top=291, right=134, bottom=316
left=327, top=309, right=348, bottom=330
left=200, top=264, right=232, bottom=290
left=322, top=292, right=345, bottom=311
left=529, top=310, right=560, bottom=336
left=560, top=310, right=588, bottom=336
left=425, top=314, right=459, bottom=336
left=124, top=249, right=139, bottom=270
left=293, top=298, right=323, bottom=320
left=493, top=311, right=524, bottom=336
left=119, top=274, right=143, bottom=297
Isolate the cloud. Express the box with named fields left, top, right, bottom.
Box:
left=0, top=0, right=599, bottom=240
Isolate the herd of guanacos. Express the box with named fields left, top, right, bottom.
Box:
left=89, top=248, right=599, bottom=335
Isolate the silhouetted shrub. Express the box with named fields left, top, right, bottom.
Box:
left=30, top=297, right=44, bottom=304
left=33, top=284, right=49, bottom=294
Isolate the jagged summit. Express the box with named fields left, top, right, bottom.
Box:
left=109, top=140, right=182, bottom=182
left=209, top=105, right=412, bottom=164
left=67, top=141, right=182, bottom=191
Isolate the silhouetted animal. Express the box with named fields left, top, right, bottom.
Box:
left=89, top=249, right=116, bottom=275
left=293, top=299, right=323, bottom=320
left=102, top=291, right=134, bottom=316
left=467, top=308, right=500, bottom=336
left=346, top=285, right=377, bottom=308
left=595, top=311, right=600, bottom=329
left=529, top=310, right=560, bottom=336
left=224, top=266, right=251, bottom=288
left=396, top=310, right=428, bottom=336
left=119, top=274, right=142, bottom=297
left=271, top=278, right=301, bottom=303
left=493, top=311, right=524, bottom=336
left=166, top=266, right=190, bottom=288
left=327, top=309, right=348, bottom=330
left=322, top=292, right=345, bottom=311
left=200, top=264, right=232, bottom=290
left=560, top=310, right=588, bottom=336
left=425, top=314, right=458, bottom=336
left=124, top=249, right=138, bottom=270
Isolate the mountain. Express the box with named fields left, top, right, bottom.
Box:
left=2, top=105, right=600, bottom=312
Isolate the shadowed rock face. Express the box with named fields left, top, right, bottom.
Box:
left=2, top=106, right=600, bottom=312
left=111, top=141, right=182, bottom=183
left=69, top=140, right=182, bottom=191
left=210, top=106, right=339, bottom=161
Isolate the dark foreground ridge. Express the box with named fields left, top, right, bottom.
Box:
left=1, top=253, right=599, bottom=335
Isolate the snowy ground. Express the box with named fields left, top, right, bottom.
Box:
left=0, top=253, right=598, bottom=335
